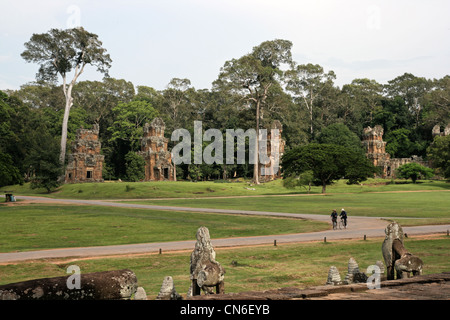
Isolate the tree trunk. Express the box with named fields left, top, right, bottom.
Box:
left=222, top=164, right=227, bottom=180
left=59, top=96, right=72, bottom=166
left=322, top=182, right=327, bottom=194
left=58, top=63, right=84, bottom=170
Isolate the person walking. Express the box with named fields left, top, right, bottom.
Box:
left=331, top=209, right=338, bottom=230
left=340, top=208, right=348, bottom=228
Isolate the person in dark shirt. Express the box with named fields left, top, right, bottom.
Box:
left=340, top=208, right=347, bottom=227
left=331, top=209, right=338, bottom=229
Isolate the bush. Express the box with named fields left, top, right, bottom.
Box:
left=396, top=163, right=434, bottom=183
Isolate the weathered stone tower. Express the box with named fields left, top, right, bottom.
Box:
left=362, top=125, right=391, bottom=177
left=139, top=117, right=174, bottom=181
left=362, top=125, right=430, bottom=178
left=259, top=120, right=285, bottom=182
left=65, top=124, right=104, bottom=183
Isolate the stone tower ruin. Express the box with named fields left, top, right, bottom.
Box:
left=139, top=117, right=174, bottom=181
left=362, top=125, right=430, bottom=178
left=432, top=124, right=450, bottom=137
left=362, top=125, right=391, bottom=177
left=259, top=120, right=286, bottom=182
left=65, top=124, right=104, bottom=183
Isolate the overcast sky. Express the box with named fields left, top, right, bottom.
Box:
left=1, top=0, right=449, bottom=91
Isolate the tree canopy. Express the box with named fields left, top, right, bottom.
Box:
left=281, top=143, right=376, bottom=193
left=213, top=39, right=293, bottom=184
left=0, top=36, right=448, bottom=187
left=21, top=27, right=111, bottom=166
left=427, top=135, right=450, bottom=179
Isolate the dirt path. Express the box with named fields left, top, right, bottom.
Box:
left=1, top=224, right=448, bottom=264
left=5, top=195, right=388, bottom=230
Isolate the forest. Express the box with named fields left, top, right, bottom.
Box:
left=0, top=32, right=449, bottom=188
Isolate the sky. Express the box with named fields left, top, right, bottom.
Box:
left=1, top=0, right=449, bottom=91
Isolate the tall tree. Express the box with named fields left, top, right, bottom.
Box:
left=160, top=78, right=198, bottom=133
left=285, top=63, right=336, bottom=140
left=315, top=123, right=364, bottom=155
left=340, top=78, right=383, bottom=132
left=109, top=100, right=159, bottom=151
left=107, top=100, right=158, bottom=178
left=21, top=27, right=112, bottom=167
left=423, top=76, right=450, bottom=127
left=26, top=124, right=63, bottom=192
left=0, top=91, right=23, bottom=186
left=427, top=135, right=450, bottom=179
left=282, top=143, right=376, bottom=193
left=73, top=78, right=134, bottom=126
left=213, top=39, right=293, bottom=184
left=385, top=73, right=431, bottom=128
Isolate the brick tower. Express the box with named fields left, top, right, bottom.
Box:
left=139, top=118, right=174, bottom=181
left=362, top=125, right=390, bottom=177
left=65, top=124, right=104, bottom=183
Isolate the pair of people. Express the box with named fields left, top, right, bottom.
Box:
left=331, top=208, right=347, bottom=228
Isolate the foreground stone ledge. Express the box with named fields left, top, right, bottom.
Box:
left=0, top=269, right=139, bottom=300
left=187, top=272, right=450, bottom=300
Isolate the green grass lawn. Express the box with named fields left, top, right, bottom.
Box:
left=0, top=204, right=328, bottom=253
left=1, top=182, right=449, bottom=254
left=126, top=190, right=450, bottom=220
left=4, top=178, right=450, bottom=199
left=1, top=236, right=448, bottom=298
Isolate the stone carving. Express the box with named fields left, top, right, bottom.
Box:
left=393, top=239, right=424, bottom=279
left=65, top=124, right=104, bottom=183
left=156, top=276, right=182, bottom=300
left=326, top=258, right=386, bottom=286
left=344, top=257, right=360, bottom=283
left=134, top=287, right=147, bottom=300
left=342, top=257, right=368, bottom=284
left=375, top=260, right=385, bottom=276
left=382, top=222, right=423, bottom=280
left=188, top=226, right=225, bottom=296
left=382, top=221, right=404, bottom=280
left=0, top=269, right=138, bottom=300
left=139, top=117, right=174, bottom=181
left=326, top=266, right=342, bottom=285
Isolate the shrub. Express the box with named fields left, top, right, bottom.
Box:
left=396, top=163, right=434, bottom=183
